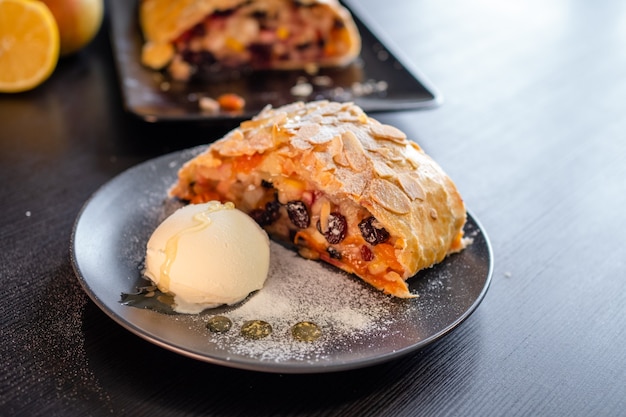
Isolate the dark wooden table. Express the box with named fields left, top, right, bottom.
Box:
left=2, top=0, right=625, bottom=415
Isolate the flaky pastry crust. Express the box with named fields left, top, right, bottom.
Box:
left=170, top=101, right=467, bottom=297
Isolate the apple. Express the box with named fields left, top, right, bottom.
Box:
left=39, top=0, right=104, bottom=56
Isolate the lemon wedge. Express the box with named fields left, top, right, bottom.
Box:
left=0, top=0, right=60, bottom=93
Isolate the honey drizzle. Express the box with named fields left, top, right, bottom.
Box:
left=158, top=201, right=234, bottom=292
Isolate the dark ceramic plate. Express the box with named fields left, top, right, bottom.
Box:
left=109, top=0, right=441, bottom=123
left=71, top=146, right=492, bottom=374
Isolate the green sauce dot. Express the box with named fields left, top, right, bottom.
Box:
left=206, top=316, right=232, bottom=333
left=292, top=321, right=322, bottom=342
left=240, top=320, right=272, bottom=339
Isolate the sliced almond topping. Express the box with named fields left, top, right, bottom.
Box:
left=311, top=127, right=337, bottom=145
left=326, top=135, right=348, bottom=166
left=271, top=112, right=288, bottom=126
left=319, top=201, right=331, bottom=233
left=332, top=152, right=349, bottom=167
left=295, top=123, right=320, bottom=139
left=335, top=168, right=367, bottom=196
left=291, top=136, right=313, bottom=150
left=357, top=112, right=369, bottom=124
left=337, top=111, right=360, bottom=123
left=295, top=123, right=336, bottom=145
left=319, top=101, right=343, bottom=116
left=283, top=114, right=303, bottom=130
left=405, top=142, right=423, bottom=169
left=275, top=102, right=305, bottom=117
left=397, top=172, right=426, bottom=201
left=271, top=124, right=290, bottom=146
left=370, top=145, right=392, bottom=157
left=376, top=144, right=406, bottom=162
left=367, top=178, right=411, bottom=214
left=370, top=123, right=407, bottom=143
left=240, top=118, right=265, bottom=131
left=308, top=114, right=323, bottom=124
left=247, top=129, right=274, bottom=151
left=347, top=126, right=378, bottom=151
left=341, top=130, right=368, bottom=171
left=372, top=160, right=396, bottom=179
left=430, top=208, right=438, bottom=220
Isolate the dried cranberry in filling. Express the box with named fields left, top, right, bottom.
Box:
left=358, top=216, right=390, bottom=245
left=360, top=245, right=374, bottom=262
left=286, top=200, right=310, bottom=229
left=317, top=212, right=347, bottom=244
left=250, top=200, right=281, bottom=226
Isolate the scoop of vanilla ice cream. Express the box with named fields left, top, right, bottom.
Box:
left=144, top=201, right=270, bottom=314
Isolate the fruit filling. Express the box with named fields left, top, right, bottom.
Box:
left=167, top=2, right=353, bottom=80
left=177, top=153, right=409, bottom=294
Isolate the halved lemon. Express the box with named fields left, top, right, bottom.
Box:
left=0, top=0, right=60, bottom=93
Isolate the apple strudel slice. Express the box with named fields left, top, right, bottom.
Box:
left=170, top=101, right=468, bottom=297
left=139, top=0, right=361, bottom=81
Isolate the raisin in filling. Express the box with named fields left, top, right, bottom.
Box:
left=286, top=200, right=310, bottom=229
left=317, top=212, right=347, bottom=244
left=358, top=216, right=390, bottom=245
left=250, top=200, right=281, bottom=226
left=326, top=247, right=342, bottom=260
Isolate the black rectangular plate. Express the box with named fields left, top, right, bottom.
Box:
left=109, top=0, right=441, bottom=123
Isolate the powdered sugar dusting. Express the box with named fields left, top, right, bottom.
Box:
left=186, top=242, right=400, bottom=363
